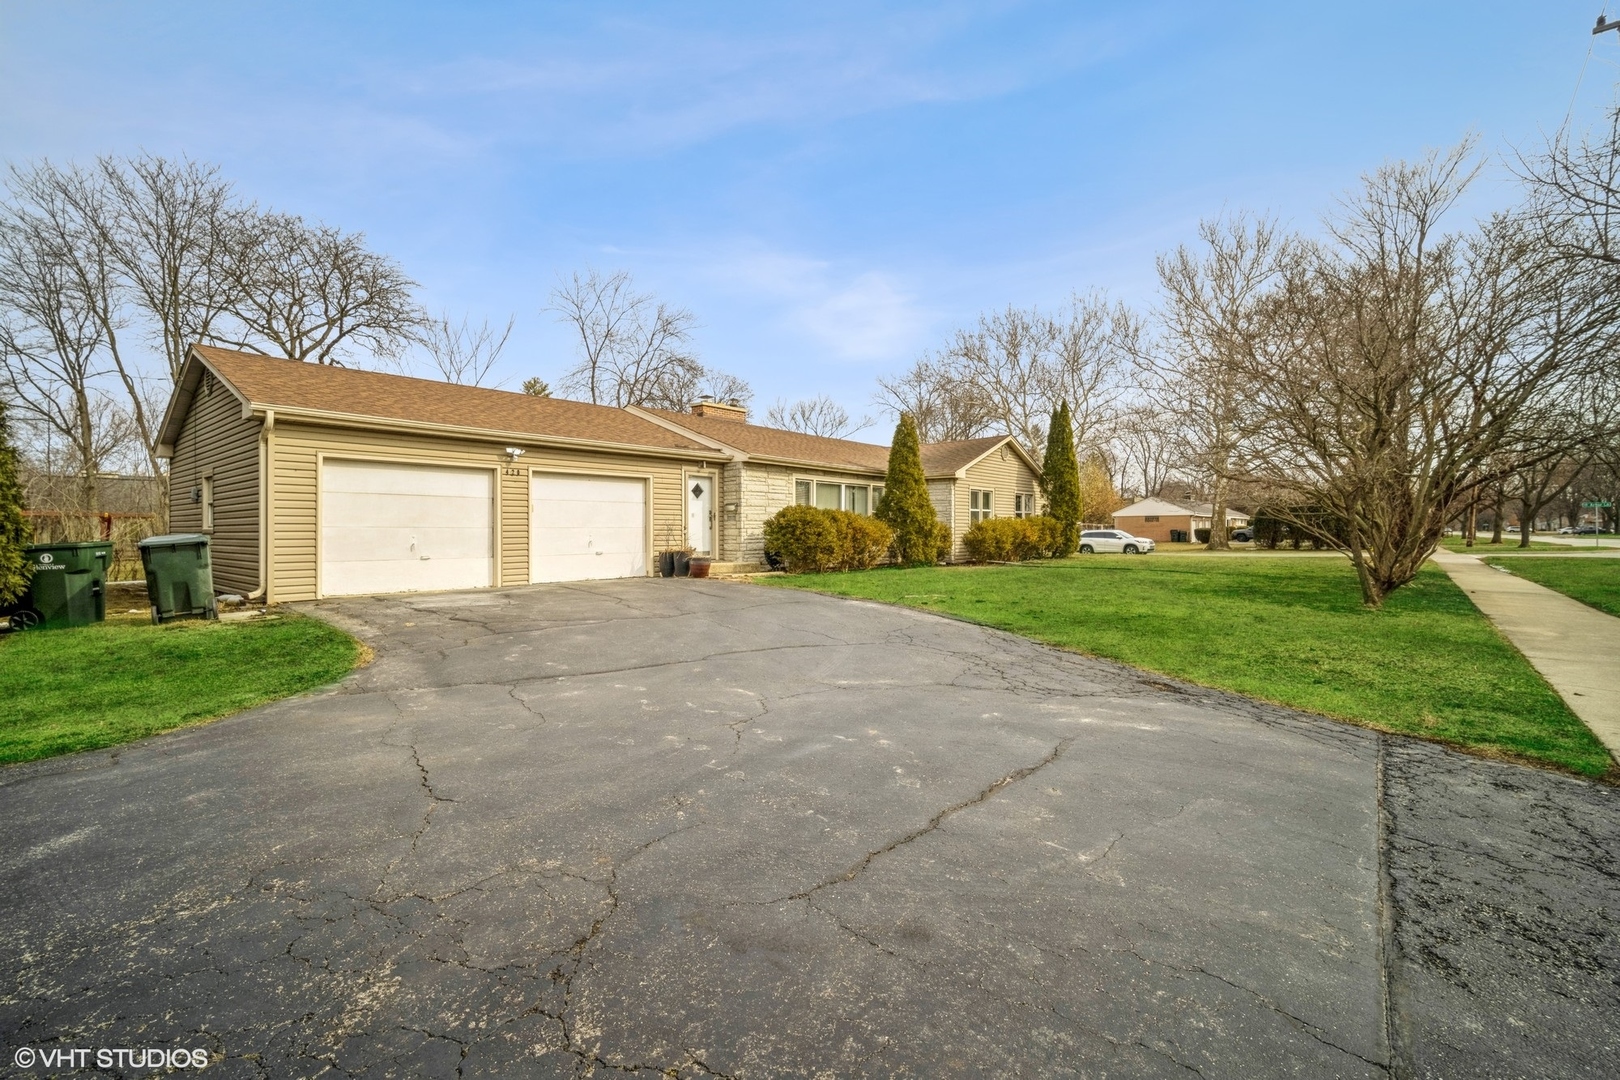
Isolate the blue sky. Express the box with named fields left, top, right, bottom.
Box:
left=2, top=2, right=1615, bottom=430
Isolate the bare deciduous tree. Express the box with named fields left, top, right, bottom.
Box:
left=0, top=186, right=115, bottom=510
left=417, top=313, right=513, bottom=386
left=1232, top=144, right=1613, bottom=606
left=1145, top=214, right=1291, bottom=550
left=219, top=213, right=421, bottom=367
left=549, top=268, right=748, bottom=410
left=90, top=154, right=244, bottom=384
left=876, top=293, right=1131, bottom=453
left=874, top=352, right=992, bottom=443
left=765, top=395, right=867, bottom=438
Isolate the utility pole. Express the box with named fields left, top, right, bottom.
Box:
left=1597, top=14, right=1620, bottom=36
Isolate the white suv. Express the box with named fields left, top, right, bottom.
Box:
left=1079, top=529, right=1156, bottom=554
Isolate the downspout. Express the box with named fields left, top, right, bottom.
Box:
left=249, top=409, right=274, bottom=602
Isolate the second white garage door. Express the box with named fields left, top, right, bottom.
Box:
left=320, top=460, right=494, bottom=597
left=530, top=474, right=648, bottom=583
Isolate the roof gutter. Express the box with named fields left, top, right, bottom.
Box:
left=243, top=404, right=733, bottom=463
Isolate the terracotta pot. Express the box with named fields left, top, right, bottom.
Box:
left=689, top=557, right=712, bottom=579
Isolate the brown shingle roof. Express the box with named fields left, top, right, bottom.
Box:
left=189, top=346, right=710, bottom=452
left=641, top=409, right=1016, bottom=477
left=918, top=436, right=1017, bottom=476
left=640, top=407, right=890, bottom=471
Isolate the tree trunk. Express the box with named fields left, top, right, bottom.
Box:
left=1518, top=497, right=1534, bottom=548
left=1206, top=472, right=1231, bottom=550
left=1464, top=502, right=1477, bottom=548
left=1490, top=495, right=1504, bottom=545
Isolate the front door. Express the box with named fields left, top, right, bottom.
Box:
left=687, top=474, right=715, bottom=556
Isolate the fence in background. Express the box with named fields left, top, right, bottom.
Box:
left=25, top=511, right=164, bottom=581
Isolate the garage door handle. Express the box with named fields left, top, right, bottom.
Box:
left=420, top=555, right=431, bottom=560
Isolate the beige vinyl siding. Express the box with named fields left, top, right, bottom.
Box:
left=949, top=445, right=1040, bottom=560
left=268, top=421, right=714, bottom=601
left=167, top=371, right=261, bottom=594
left=732, top=462, right=885, bottom=566
left=927, top=480, right=956, bottom=558
left=500, top=466, right=529, bottom=585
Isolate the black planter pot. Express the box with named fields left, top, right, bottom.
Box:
left=658, top=550, right=676, bottom=577
left=673, top=551, right=692, bottom=577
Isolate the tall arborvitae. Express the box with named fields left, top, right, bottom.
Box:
left=877, top=413, right=942, bottom=564
left=1041, top=402, right=1081, bottom=555
left=0, top=401, right=31, bottom=606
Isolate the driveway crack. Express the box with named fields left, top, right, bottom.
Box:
left=764, top=737, right=1076, bottom=904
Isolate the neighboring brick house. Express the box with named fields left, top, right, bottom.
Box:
left=1111, top=497, right=1250, bottom=543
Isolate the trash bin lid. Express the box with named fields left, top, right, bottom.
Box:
left=24, top=540, right=113, bottom=553
left=138, top=532, right=211, bottom=548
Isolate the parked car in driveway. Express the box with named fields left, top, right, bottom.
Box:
left=1231, top=526, right=1254, bottom=542
left=1079, top=529, right=1156, bottom=554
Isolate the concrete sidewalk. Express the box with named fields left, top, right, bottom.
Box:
left=1432, top=548, right=1620, bottom=757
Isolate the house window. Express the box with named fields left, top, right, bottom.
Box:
left=1014, top=493, right=1034, bottom=519
left=201, top=476, right=215, bottom=531
left=970, top=489, right=993, bottom=524
left=800, top=480, right=877, bottom=514
left=873, top=485, right=884, bottom=510
left=1143, top=515, right=1159, bottom=523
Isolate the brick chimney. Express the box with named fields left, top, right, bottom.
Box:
left=691, top=399, right=747, bottom=422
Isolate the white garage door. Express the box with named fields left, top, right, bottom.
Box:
left=320, top=460, right=494, bottom=597
left=531, top=474, right=648, bottom=583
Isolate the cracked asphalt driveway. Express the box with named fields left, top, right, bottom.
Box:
left=2, top=580, right=1616, bottom=1078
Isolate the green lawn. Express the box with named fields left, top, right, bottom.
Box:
left=1439, top=536, right=1568, bottom=553
left=0, top=614, right=361, bottom=765
left=1483, top=557, right=1620, bottom=618
left=765, top=556, right=1614, bottom=777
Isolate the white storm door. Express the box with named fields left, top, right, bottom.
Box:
left=320, top=460, right=494, bottom=597
left=530, top=474, right=648, bottom=583
left=686, top=474, right=714, bottom=556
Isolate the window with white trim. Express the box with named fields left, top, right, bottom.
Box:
left=970, top=489, right=993, bottom=524
left=798, top=479, right=878, bottom=515
left=201, top=476, right=215, bottom=531
left=1013, top=493, right=1034, bottom=518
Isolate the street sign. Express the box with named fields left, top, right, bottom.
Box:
left=1581, top=500, right=1613, bottom=508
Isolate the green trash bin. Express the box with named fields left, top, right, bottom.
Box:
left=139, top=533, right=218, bottom=624
left=12, top=541, right=114, bottom=630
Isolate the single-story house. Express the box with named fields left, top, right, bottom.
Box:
left=629, top=404, right=1043, bottom=564
left=158, top=345, right=1043, bottom=601
left=1111, top=497, right=1250, bottom=543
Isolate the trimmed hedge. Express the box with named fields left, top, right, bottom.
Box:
left=962, top=516, right=1066, bottom=563
left=763, top=506, right=895, bottom=573
left=1194, top=527, right=1211, bottom=543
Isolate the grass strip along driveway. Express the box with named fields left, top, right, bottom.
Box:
left=1484, top=556, right=1620, bottom=618
left=767, top=556, right=1613, bottom=777
left=0, top=614, right=360, bottom=766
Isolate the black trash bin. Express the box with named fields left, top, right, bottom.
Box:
left=139, top=533, right=218, bottom=624
left=9, top=541, right=114, bottom=630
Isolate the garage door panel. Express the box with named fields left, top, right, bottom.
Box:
left=323, top=557, right=493, bottom=598
left=322, top=524, right=495, bottom=564
left=322, top=463, right=491, bottom=498
left=321, top=460, right=493, bottom=597
left=530, top=474, right=648, bottom=584
left=323, top=491, right=491, bottom=530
